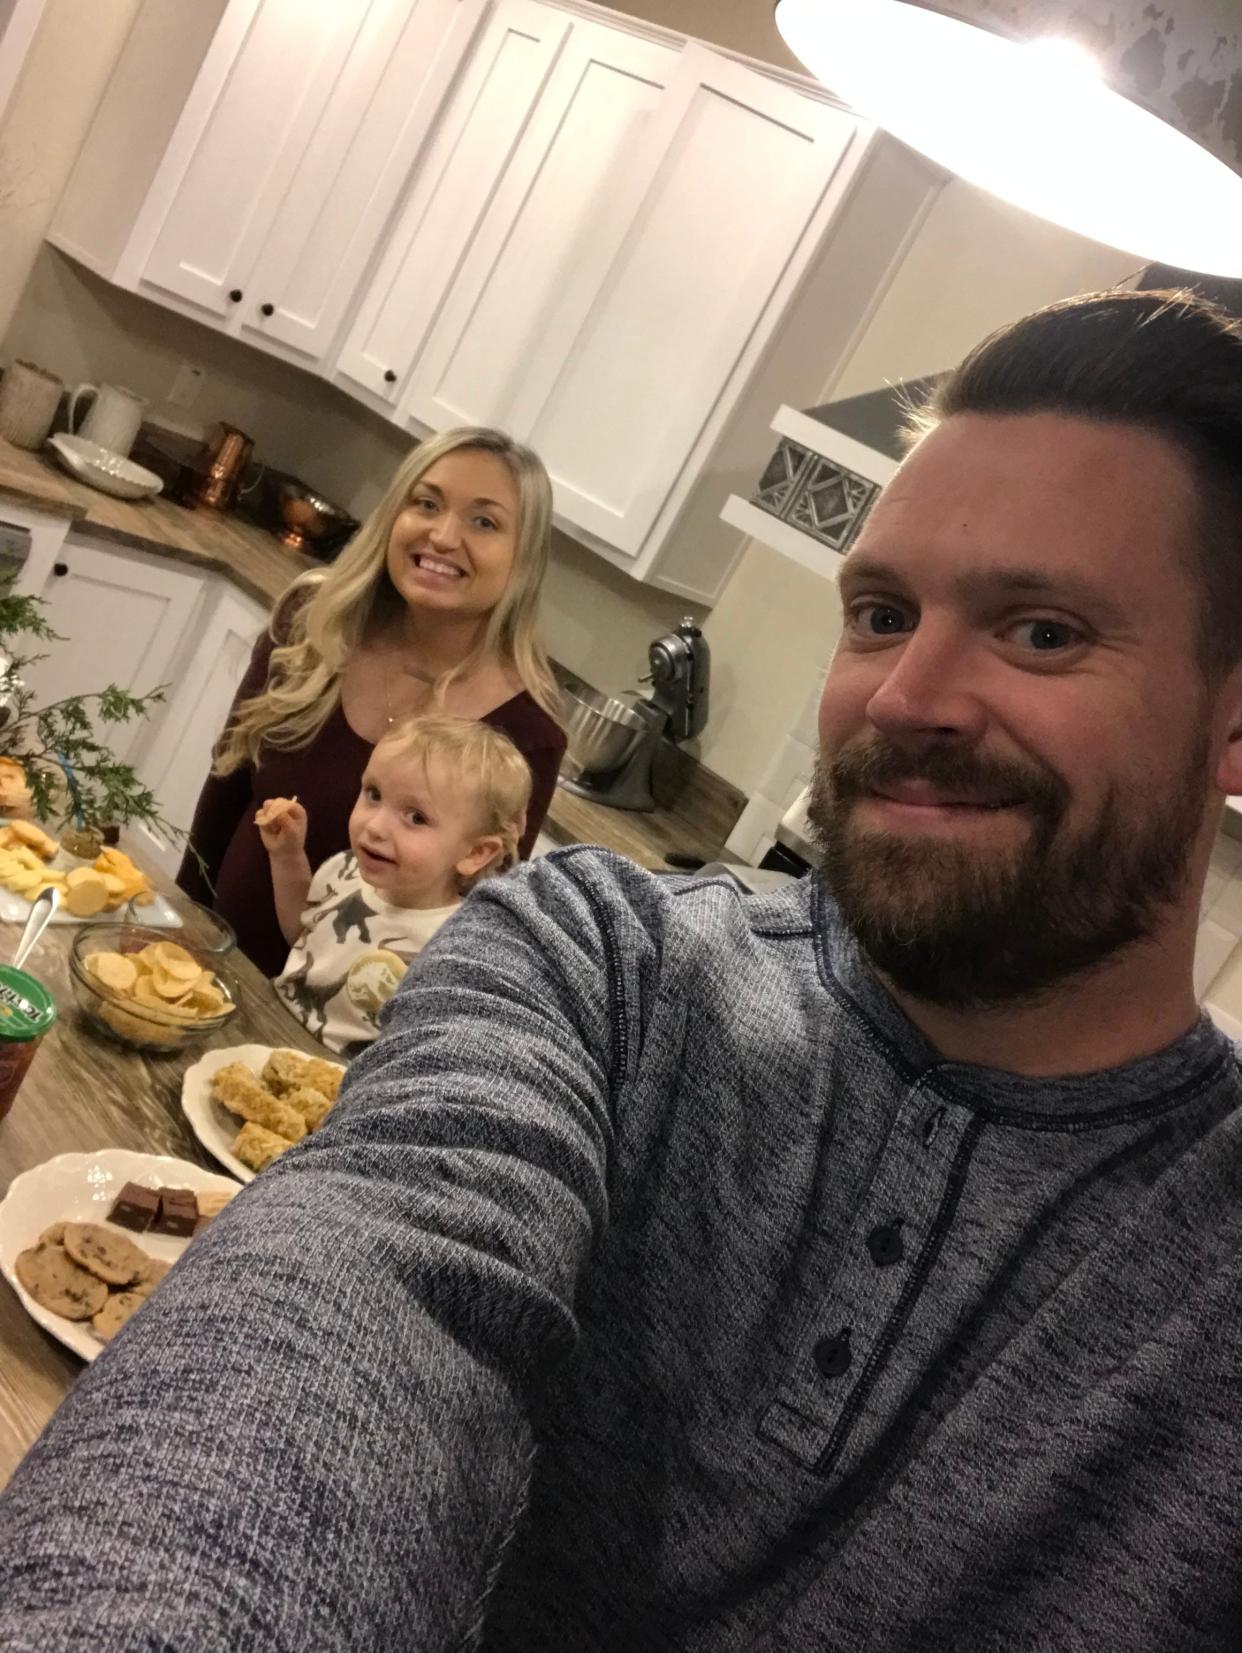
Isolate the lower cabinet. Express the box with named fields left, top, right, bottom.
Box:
left=131, top=582, right=268, bottom=877
left=2, top=515, right=270, bottom=878
left=21, top=537, right=209, bottom=763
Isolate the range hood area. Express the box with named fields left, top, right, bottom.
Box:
left=720, top=375, right=942, bottom=580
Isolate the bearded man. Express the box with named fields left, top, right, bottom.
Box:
left=1, top=289, right=1239, bottom=1651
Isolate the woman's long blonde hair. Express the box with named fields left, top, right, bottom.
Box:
left=214, top=427, right=561, bottom=774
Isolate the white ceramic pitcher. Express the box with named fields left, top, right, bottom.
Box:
left=67, top=382, right=147, bottom=458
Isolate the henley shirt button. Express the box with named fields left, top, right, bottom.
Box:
left=813, top=1329, right=852, bottom=1379
left=866, top=1220, right=905, bottom=1267
left=921, top=1107, right=946, bottom=1148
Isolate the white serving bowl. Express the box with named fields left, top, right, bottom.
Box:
left=47, top=433, right=164, bottom=501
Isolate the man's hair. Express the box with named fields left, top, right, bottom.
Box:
left=375, top=713, right=532, bottom=889
left=908, top=288, right=1242, bottom=678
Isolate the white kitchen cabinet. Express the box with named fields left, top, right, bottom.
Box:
left=393, top=10, right=677, bottom=429
left=523, top=51, right=857, bottom=557
left=130, top=583, right=267, bottom=877
left=21, top=537, right=208, bottom=764
left=333, top=0, right=582, bottom=409
left=50, top=0, right=487, bottom=367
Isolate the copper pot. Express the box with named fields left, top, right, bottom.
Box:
left=190, top=424, right=254, bottom=510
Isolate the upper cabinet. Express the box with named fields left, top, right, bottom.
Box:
left=51, top=0, right=488, bottom=368
left=49, top=0, right=945, bottom=602
left=391, top=15, right=679, bottom=431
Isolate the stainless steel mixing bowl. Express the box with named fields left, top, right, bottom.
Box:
left=561, top=680, right=649, bottom=776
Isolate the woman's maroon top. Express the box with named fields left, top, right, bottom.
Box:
left=176, top=627, right=566, bottom=977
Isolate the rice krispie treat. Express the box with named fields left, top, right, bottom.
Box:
left=211, top=1063, right=307, bottom=1142
left=232, top=1121, right=292, bottom=1173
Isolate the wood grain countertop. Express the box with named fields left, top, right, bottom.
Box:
left=0, top=853, right=326, bottom=1488
left=542, top=737, right=747, bottom=872
left=0, top=438, right=312, bottom=607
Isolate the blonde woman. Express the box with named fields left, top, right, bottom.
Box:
left=177, top=427, right=566, bottom=975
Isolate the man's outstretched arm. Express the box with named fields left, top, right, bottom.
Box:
left=0, top=851, right=640, bottom=1652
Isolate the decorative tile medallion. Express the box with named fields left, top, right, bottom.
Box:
left=752, top=439, right=814, bottom=517
left=750, top=439, right=881, bottom=555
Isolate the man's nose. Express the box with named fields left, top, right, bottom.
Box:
left=864, top=622, right=987, bottom=746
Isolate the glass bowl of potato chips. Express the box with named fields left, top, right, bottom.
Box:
left=68, top=928, right=238, bottom=1053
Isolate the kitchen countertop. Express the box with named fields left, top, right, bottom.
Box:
left=0, top=849, right=327, bottom=1488
left=542, top=737, right=747, bottom=871
left=0, top=438, right=312, bottom=607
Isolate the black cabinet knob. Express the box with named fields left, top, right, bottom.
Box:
left=52, top=561, right=68, bottom=577
left=260, top=302, right=274, bottom=317
left=228, top=288, right=243, bottom=303
left=383, top=369, right=397, bottom=384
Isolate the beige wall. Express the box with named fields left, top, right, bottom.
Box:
left=0, top=0, right=143, bottom=338
left=0, top=0, right=1139, bottom=799
left=603, top=0, right=800, bottom=68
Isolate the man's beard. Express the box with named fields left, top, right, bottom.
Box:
left=807, top=735, right=1207, bottom=1011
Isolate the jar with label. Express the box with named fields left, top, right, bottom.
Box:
left=0, top=964, right=55, bottom=1123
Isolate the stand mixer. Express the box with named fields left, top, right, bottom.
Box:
left=559, top=619, right=710, bottom=811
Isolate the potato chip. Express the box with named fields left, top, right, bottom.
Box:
left=148, top=967, right=189, bottom=1001
left=92, top=952, right=138, bottom=993
left=151, top=943, right=200, bottom=981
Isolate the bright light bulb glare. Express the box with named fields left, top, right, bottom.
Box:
left=1022, top=36, right=1103, bottom=85
left=774, top=0, right=1242, bottom=276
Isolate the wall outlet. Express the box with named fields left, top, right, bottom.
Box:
left=168, top=362, right=204, bottom=409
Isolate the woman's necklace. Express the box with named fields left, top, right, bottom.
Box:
left=382, top=652, right=457, bottom=727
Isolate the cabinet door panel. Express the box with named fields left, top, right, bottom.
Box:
left=405, top=20, right=675, bottom=433
left=141, top=0, right=351, bottom=317
left=22, top=543, right=206, bottom=763
left=333, top=0, right=572, bottom=406
left=525, top=48, right=858, bottom=556
left=243, top=0, right=487, bottom=361
left=132, top=586, right=267, bottom=876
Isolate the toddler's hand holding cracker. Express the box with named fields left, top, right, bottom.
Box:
left=255, top=796, right=307, bottom=860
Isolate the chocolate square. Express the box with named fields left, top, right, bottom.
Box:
left=152, top=1188, right=199, bottom=1238
left=107, top=1181, right=159, bottom=1233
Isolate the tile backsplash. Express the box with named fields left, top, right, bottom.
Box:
left=1199, top=829, right=1242, bottom=1015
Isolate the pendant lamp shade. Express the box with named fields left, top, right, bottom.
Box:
left=774, top=0, right=1242, bottom=275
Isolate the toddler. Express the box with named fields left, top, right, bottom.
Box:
left=257, top=714, right=531, bottom=1056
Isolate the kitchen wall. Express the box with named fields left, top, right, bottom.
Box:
left=0, top=0, right=142, bottom=337
left=0, top=0, right=1135, bottom=797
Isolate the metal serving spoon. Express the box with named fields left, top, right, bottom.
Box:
left=13, top=885, right=60, bottom=971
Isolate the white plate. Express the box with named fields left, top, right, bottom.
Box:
left=0, top=831, right=182, bottom=928
left=47, top=433, right=163, bottom=501
left=0, top=886, right=181, bottom=928
left=0, top=1149, right=240, bottom=1362
left=182, top=1044, right=346, bottom=1184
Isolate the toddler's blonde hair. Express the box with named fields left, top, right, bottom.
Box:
left=374, top=713, right=533, bottom=891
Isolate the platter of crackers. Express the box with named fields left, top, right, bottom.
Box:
left=0, top=823, right=179, bottom=927
left=181, top=1044, right=345, bottom=1182
left=0, top=1149, right=241, bottom=1361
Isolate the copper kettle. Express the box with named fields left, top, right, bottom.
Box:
left=190, top=423, right=254, bottom=510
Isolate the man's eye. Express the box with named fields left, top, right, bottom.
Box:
left=1009, top=618, right=1080, bottom=651
left=852, top=602, right=912, bottom=637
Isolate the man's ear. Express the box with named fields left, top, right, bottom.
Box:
left=1215, top=666, right=1242, bottom=797
left=456, top=834, right=504, bottom=881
